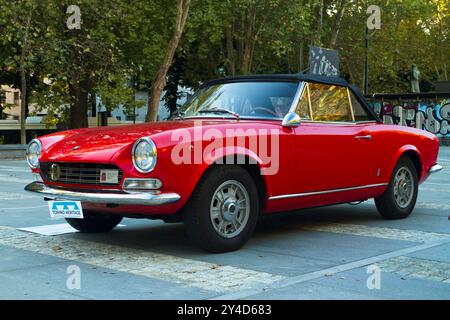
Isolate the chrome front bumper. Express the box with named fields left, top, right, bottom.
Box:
left=24, top=182, right=180, bottom=206
left=430, top=164, right=443, bottom=174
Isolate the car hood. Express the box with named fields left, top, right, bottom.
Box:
left=41, top=119, right=240, bottom=163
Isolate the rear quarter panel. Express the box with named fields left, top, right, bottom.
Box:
left=367, top=123, right=439, bottom=184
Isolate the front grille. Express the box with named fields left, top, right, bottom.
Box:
left=40, top=162, right=123, bottom=186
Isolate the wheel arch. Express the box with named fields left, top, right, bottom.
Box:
left=392, top=145, right=423, bottom=181
left=196, top=153, right=270, bottom=212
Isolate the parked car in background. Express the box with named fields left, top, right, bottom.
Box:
left=25, top=74, right=442, bottom=252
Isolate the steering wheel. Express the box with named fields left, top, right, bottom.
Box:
left=251, top=107, right=279, bottom=117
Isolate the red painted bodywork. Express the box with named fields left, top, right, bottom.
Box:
left=33, top=115, right=440, bottom=218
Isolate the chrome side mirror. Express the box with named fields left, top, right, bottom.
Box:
left=281, top=112, right=301, bottom=128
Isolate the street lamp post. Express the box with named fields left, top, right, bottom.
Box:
left=364, top=26, right=369, bottom=96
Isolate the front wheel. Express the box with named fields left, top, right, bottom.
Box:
left=375, top=157, right=418, bottom=219
left=66, top=210, right=123, bottom=233
left=183, top=166, right=260, bottom=253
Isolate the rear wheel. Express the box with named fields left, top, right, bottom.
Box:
left=183, top=166, right=260, bottom=253
left=66, top=210, right=123, bottom=233
left=375, top=157, right=418, bottom=219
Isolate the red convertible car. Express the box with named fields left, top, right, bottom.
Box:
left=25, top=74, right=442, bottom=252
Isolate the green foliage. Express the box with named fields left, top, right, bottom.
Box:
left=336, top=0, right=449, bottom=92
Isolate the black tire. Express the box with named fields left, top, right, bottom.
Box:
left=66, top=210, right=123, bottom=233
left=375, top=157, right=418, bottom=219
left=183, top=166, right=260, bottom=253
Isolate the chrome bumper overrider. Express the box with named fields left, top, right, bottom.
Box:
left=429, top=164, right=443, bottom=174
left=24, top=182, right=180, bottom=206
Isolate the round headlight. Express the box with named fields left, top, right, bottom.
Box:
left=26, top=139, right=42, bottom=169
left=132, top=137, right=157, bottom=173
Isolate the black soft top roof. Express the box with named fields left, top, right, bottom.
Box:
left=202, top=73, right=349, bottom=87
left=201, top=73, right=381, bottom=122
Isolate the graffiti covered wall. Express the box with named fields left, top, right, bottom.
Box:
left=368, top=98, right=450, bottom=137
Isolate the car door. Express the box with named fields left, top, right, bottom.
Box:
left=292, top=82, right=375, bottom=194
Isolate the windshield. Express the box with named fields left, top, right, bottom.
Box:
left=177, top=81, right=300, bottom=119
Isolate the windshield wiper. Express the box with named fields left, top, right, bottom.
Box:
left=197, top=108, right=240, bottom=119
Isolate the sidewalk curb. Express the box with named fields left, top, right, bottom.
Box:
left=0, top=144, right=27, bottom=159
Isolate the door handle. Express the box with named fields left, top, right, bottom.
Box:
left=355, top=134, right=372, bottom=140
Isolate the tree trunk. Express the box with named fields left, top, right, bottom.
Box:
left=225, top=27, right=235, bottom=76
left=18, top=5, right=34, bottom=144
left=165, top=55, right=182, bottom=116
left=146, top=0, right=191, bottom=122
left=69, top=82, right=89, bottom=129
left=236, top=16, right=244, bottom=73
left=329, top=0, right=347, bottom=48
left=19, top=60, right=27, bottom=145
left=298, top=40, right=304, bottom=72
left=25, top=80, right=30, bottom=118
left=241, top=7, right=256, bottom=74
left=90, top=91, right=97, bottom=117
left=315, top=0, right=324, bottom=46
left=343, top=55, right=358, bottom=87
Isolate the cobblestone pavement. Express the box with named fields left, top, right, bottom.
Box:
left=300, top=222, right=450, bottom=242
left=0, top=147, right=449, bottom=299
left=0, top=226, right=284, bottom=292
left=378, top=256, right=450, bottom=283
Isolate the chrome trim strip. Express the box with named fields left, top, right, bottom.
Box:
left=24, top=182, right=180, bottom=206
left=300, top=120, right=368, bottom=125
left=346, top=87, right=355, bottom=122
left=287, top=81, right=305, bottom=114
left=306, top=83, right=313, bottom=121
left=183, top=116, right=284, bottom=121
left=268, top=183, right=389, bottom=200
left=181, top=117, right=378, bottom=124
left=429, top=164, right=443, bottom=174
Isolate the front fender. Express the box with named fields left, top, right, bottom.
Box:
left=187, top=146, right=273, bottom=201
